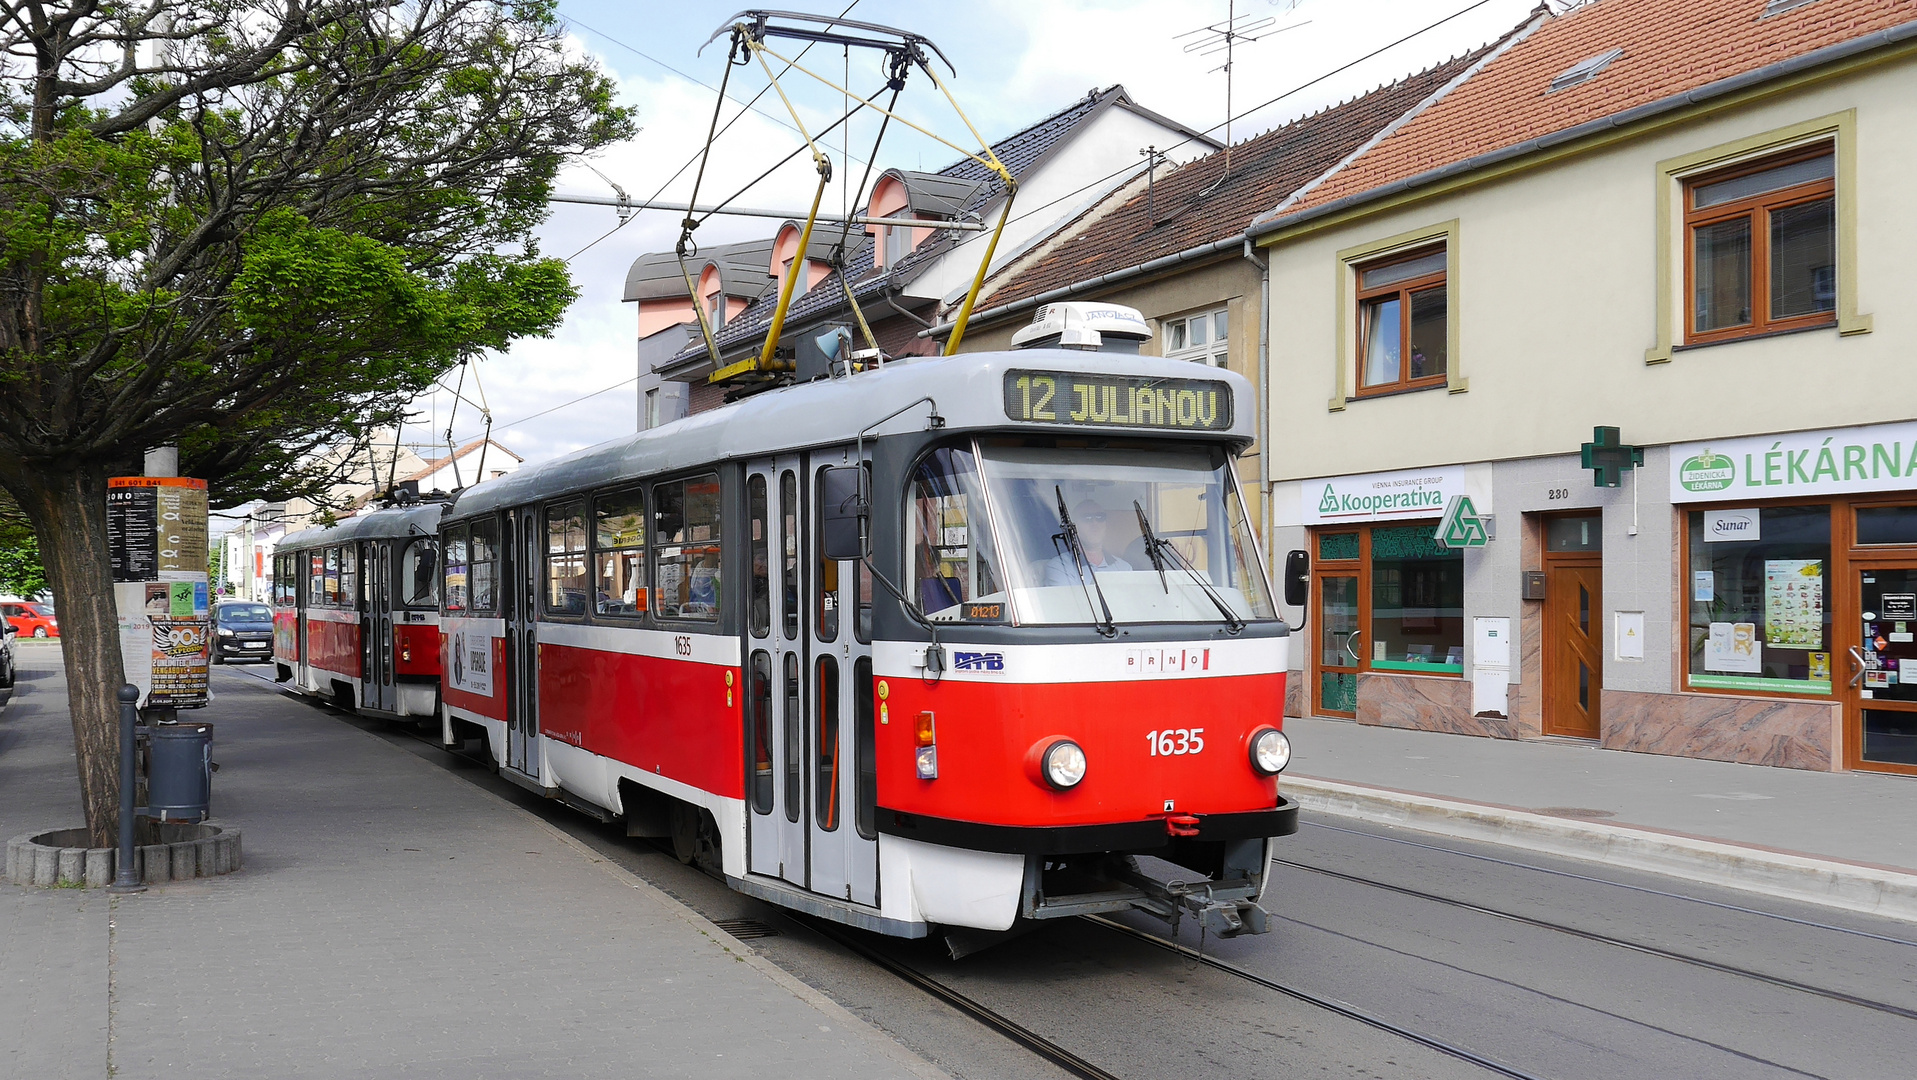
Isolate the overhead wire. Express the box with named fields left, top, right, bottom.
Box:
left=530, top=0, right=1505, bottom=426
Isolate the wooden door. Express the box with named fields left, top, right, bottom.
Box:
left=1544, top=560, right=1602, bottom=738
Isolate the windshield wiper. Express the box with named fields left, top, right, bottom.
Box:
left=1132, top=500, right=1169, bottom=593
left=1133, top=500, right=1245, bottom=634
left=1054, top=486, right=1117, bottom=638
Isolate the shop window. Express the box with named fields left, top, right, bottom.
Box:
left=594, top=487, right=648, bottom=617
left=545, top=499, right=588, bottom=616
left=1312, top=522, right=1464, bottom=720
left=654, top=474, right=723, bottom=621
left=1686, top=505, right=1831, bottom=694
left=1856, top=506, right=1917, bottom=546
left=1356, top=246, right=1447, bottom=395
left=1685, top=146, right=1834, bottom=344
left=1368, top=525, right=1464, bottom=673
left=1164, top=308, right=1229, bottom=367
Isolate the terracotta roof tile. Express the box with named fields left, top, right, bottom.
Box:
left=1279, top=0, right=1916, bottom=218
left=982, top=47, right=1495, bottom=309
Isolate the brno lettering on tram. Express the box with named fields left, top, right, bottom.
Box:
left=436, top=309, right=1299, bottom=942
left=274, top=502, right=447, bottom=724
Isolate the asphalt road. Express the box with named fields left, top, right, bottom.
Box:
left=224, top=664, right=1917, bottom=1080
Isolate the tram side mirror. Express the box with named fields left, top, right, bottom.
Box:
left=1282, top=550, right=1310, bottom=608
left=820, top=466, right=867, bottom=561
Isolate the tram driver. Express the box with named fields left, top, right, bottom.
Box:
left=1041, top=498, right=1132, bottom=586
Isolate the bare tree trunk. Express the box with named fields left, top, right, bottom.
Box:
left=5, top=460, right=124, bottom=848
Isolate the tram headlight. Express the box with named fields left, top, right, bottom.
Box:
left=1042, top=740, right=1087, bottom=790
left=1249, top=728, right=1291, bottom=776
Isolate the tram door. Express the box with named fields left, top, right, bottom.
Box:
left=809, top=449, right=878, bottom=907
left=360, top=541, right=397, bottom=713
left=296, top=553, right=312, bottom=689
left=742, top=453, right=878, bottom=906
left=747, top=457, right=809, bottom=888
left=503, top=508, right=539, bottom=776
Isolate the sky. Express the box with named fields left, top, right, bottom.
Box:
left=406, top=0, right=1548, bottom=473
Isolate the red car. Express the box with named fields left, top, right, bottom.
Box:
left=1, top=601, right=58, bottom=638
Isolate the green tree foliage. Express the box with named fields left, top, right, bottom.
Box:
left=0, top=0, right=635, bottom=843
left=0, top=488, right=47, bottom=597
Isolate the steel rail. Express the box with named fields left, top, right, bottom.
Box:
left=1274, top=855, right=1917, bottom=1023
left=1302, top=819, right=1917, bottom=948
left=791, top=914, right=1126, bottom=1080
left=1084, top=915, right=1551, bottom=1080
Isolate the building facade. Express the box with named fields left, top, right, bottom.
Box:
left=1253, top=0, right=1917, bottom=774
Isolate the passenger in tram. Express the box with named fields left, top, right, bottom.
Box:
left=1041, top=499, right=1132, bottom=587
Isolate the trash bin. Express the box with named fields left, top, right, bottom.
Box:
left=145, top=721, right=213, bottom=822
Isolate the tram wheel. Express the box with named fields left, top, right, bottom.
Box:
left=669, top=803, right=721, bottom=872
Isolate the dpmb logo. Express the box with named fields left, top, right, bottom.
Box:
left=1680, top=451, right=1735, bottom=492
left=952, top=651, right=1005, bottom=672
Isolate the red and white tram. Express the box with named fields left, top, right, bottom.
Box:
left=436, top=343, right=1298, bottom=941
left=273, top=503, right=446, bottom=722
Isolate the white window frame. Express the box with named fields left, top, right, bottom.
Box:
left=883, top=209, right=914, bottom=267
left=1162, top=307, right=1229, bottom=367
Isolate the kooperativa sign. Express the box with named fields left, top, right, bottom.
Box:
left=1301, top=467, right=1463, bottom=525
left=1672, top=421, right=1917, bottom=504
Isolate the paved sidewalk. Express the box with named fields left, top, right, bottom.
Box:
left=1282, top=713, right=1917, bottom=921
left=1, top=645, right=941, bottom=1080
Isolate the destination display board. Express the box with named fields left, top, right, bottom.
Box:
left=1003, top=369, right=1233, bottom=432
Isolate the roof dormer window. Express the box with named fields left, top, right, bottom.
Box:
left=1549, top=48, right=1622, bottom=93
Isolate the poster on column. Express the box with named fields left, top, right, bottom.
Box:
left=107, top=476, right=211, bottom=708
left=1763, top=560, right=1825, bottom=649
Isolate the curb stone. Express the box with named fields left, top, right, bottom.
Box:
left=1284, top=775, right=1917, bottom=924
left=5, top=825, right=242, bottom=887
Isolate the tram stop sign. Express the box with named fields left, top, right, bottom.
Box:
left=1434, top=495, right=1489, bottom=550
left=1581, top=426, right=1644, bottom=488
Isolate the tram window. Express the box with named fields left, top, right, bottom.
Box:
left=909, top=445, right=1004, bottom=620
left=653, top=474, right=722, bottom=621
left=749, top=651, right=773, bottom=815
left=816, top=467, right=841, bottom=642
left=469, top=516, right=498, bottom=613
left=748, top=475, right=770, bottom=638
left=323, top=547, right=340, bottom=607
left=340, top=546, right=359, bottom=609
left=545, top=499, right=588, bottom=616
left=309, top=551, right=326, bottom=607
left=783, top=652, right=801, bottom=823
left=398, top=539, right=438, bottom=609
left=593, top=488, right=647, bottom=617
left=816, top=656, right=840, bottom=831
left=854, top=657, right=876, bottom=840
left=780, top=471, right=799, bottom=639
left=442, top=525, right=469, bottom=613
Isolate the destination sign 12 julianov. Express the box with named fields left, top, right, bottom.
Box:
left=1003, top=370, right=1233, bottom=432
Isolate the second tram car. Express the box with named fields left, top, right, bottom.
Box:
left=273, top=503, right=446, bottom=722
left=436, top=343, right=1297, bottom=940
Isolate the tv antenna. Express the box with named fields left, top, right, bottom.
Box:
left=1176, top=0, right=1309, bottom=175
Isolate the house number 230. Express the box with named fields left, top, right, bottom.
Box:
left=1147, top=729, right=1204, bottom=756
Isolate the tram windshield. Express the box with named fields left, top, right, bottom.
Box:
left=909, top=439, right=1275, bottom=626
left=398, top=538, right=438, bottom=609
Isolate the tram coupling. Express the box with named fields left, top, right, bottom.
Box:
left=1018, top=834, right=1279, bottom=940
left=1108, top=861, right=1272, bottom=939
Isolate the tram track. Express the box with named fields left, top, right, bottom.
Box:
left=1271, top=854, right=1917, bottom=1023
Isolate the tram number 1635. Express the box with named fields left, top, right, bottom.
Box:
left=1147, top=728, right=1205, bottom=756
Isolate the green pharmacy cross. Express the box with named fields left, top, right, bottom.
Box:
left=1580, top=426, right=1644, bottom=488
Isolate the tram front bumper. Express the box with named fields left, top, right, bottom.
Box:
left=876, top=795, right=1299, bottom=856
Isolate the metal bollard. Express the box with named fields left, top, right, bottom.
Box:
left=107, top=684, right=146, bottom=894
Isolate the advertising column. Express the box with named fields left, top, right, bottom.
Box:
left=108, top=476, right=211, bottom=709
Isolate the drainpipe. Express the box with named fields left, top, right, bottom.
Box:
left=1242, top=238, right=1272, bottom=566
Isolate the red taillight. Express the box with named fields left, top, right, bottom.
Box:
left=914, top=711, right=937, bottom=780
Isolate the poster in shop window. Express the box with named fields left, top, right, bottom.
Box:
left=1763, top=560, right=1825, bottom=649
left=1706, top=621, right=1761, bottom=673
